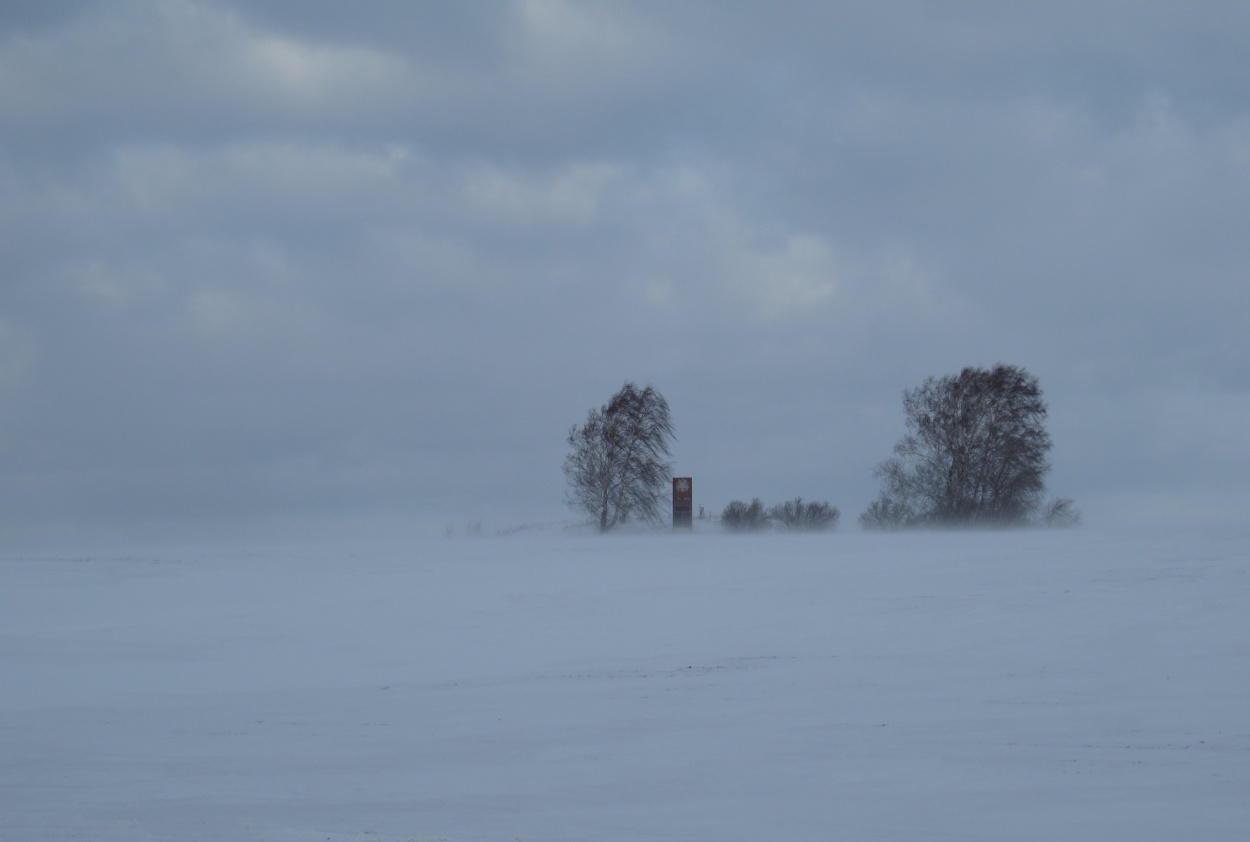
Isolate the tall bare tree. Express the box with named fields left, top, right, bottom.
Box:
left=564, top=383, right=675, bottom=532
left=861, top=364, right=1055, bottom=528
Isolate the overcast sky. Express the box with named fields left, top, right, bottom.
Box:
left=2, top=0, right=1248, bottom=544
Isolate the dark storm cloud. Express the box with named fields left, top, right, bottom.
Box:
left=1, top=0, right=1248, bottom=543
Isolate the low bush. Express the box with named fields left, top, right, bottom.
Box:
left=720, top=498, right=770, bottom=531
left=722, top=497, right=840, bottom=532
left=771, top=497, right=840, bottom=531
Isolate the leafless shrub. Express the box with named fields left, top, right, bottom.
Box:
left=858, top=495, right=915, bottom=530
left=721, top=498, right=770, bottom=532
left=770, top=497, right=840, bottom=531
left=1040, top=497, right=1081, bottom=528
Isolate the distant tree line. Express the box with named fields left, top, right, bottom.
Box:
left=564, top=366, right=1077, bottom=533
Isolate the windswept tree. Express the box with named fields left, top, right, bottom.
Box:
left=861, top=364, right=1061, bottom=528
left=564, top=383, right=675, bottom=532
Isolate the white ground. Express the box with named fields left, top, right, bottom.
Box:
left=2, top=526, right=1248, bottom=841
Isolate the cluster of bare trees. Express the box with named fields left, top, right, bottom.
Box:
left=564, top=366, right=1076, bottom=533
left=861, top=364, right=1077, bottom=529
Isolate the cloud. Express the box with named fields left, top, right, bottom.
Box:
left=0, top=319, right=35, bottom=390
left=2, top=1, right=1249, bottom=541
left=459, top=161, right=619, bottom=228
left=0, top=0, right=413, bottom=130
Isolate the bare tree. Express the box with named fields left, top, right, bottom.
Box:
left=564, top=383, right=675, bottom=532
left=861, top=364, right=1059, bottom=528
left=771, top=497, right=840, bottom=531
left=721, top=498, right=770, bottom=531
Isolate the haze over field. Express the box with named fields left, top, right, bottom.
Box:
left=4, top=11, right=1248, bottom=840
left=3, top=2, right=1249, bottom=544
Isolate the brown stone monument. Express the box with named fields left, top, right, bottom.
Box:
left=672, top=477, right=693, bottom=529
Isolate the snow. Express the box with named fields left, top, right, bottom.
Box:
left=3, top=527, right=1248, bottom=841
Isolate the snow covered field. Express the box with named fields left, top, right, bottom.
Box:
left=3, top=526, right=1248, bottom=841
